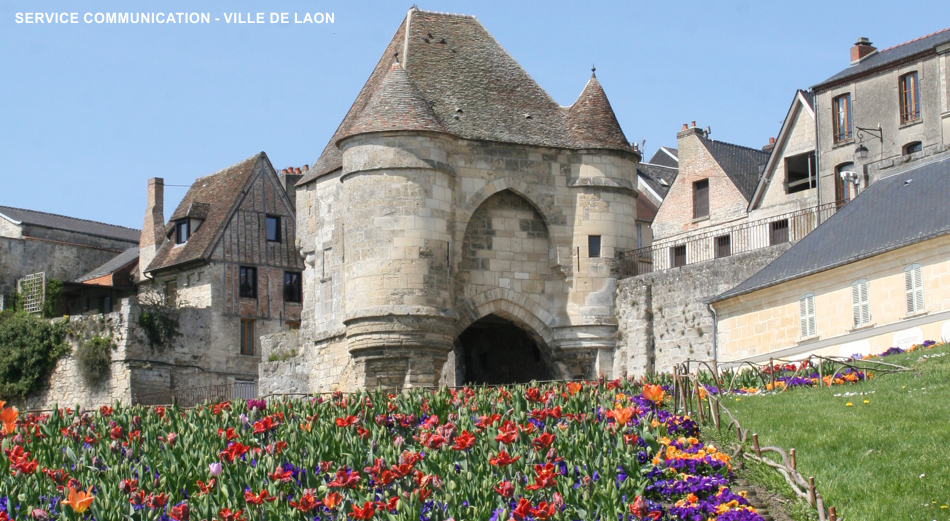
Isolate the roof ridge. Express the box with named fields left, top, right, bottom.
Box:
left=699, top=135, right=768, bottom=156
left=0, top=205, right=140, bottom=233
left=194, top=152, right=265, bottom=183
left=640, top=162, right=677, bottom=170
left=879, top=26, right=950, bottom=53
left=412, top=9, right=476, bottom=19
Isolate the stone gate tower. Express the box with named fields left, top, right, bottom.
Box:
left=260, top=8, right=641, bottom=392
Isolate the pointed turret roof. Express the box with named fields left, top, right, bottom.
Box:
left=300, top=9, right=636, bottom=184
left=566, top=73, right=631, bottom=151
left=338, top=61, right=446, bottom=142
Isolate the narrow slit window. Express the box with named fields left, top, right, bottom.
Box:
left=588, top=235, right=601, bottom=258
left=266, top=215, right=281, bottom=242
left=240, top=319, right=255, bottom=355
left=693, top=179, right=709, bottom=219
left=174, top=219, right=190, bottom=244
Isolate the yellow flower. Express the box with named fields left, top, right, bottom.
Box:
left=863, top=399, right=869, bottom=404
left=846, top=402, right=853, bottom=407
left=62, top=486, right=95, bottom=513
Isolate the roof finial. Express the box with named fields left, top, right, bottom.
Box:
left=591, top=64, right=596, bottom=78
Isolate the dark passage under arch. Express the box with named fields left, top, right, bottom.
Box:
left=459, top=314, right=554, bottom=385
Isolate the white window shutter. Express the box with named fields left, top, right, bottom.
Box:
left=905, top=265, right=925, bottom=314
left=800, top=294, right=816, bottom=338
left=860, top=281, right=870, bottom=324
left=799, top=296, right=808, bottom=337
left=852, top=283, right=861, bottom=327
left=904, top=268, right=915, bottom=313
left=913, top=266, right=924, bottom=312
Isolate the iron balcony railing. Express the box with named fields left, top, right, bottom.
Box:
left=620, top=202, right=838, bottom=277
left=133, top=381, right=258, bottom=408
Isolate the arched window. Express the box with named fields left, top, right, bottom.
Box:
left=851, top=279, right=870, bottom=327
left=904, top=264, right=925, bottom=314
left=903, top=141, right=922, bottom=156
left=799, top=293, right=816, bottom=339
left=835, top=162, right=854, bottom=208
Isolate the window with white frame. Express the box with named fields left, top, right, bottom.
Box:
left=799, top=293, right=816, bottom=339
left=904, top=264, right=924, bottom=314
left=851, top=279, right=870, bottom=327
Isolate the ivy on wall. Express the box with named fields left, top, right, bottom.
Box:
left=0, top=311, right=69, bottom=398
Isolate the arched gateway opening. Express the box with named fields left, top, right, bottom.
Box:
left=458, top=314, right=554, bottom=385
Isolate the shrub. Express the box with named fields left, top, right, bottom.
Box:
left=0, top=312, right=68, bottom=398
left=136, top=304, right=179, bottom=350
left=77, top=335, right=114, bottom=385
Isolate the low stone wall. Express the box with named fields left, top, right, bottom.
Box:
left=259, top=328, right=355, bottom=396
left=614, top=244, right=791, bottom=376
left=17, top=301, right=138, bottom=410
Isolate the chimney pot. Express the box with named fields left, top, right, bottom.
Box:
left=682, top=123, right=688, bottom=130
left=691, top=120, right=696, bottom=128
left=851, top=37, right=876, bottom=64
left=302, top=164, right=309, bottom=172
left=769, top=137, right=775, bottom=144
left=294, top=167, right=301, bottom=174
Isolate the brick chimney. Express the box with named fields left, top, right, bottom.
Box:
left=851, top=37, right=876, bottom=64
left=139, top=177, right=165, bottom=280
left=762, top=137, right=776, bottom=153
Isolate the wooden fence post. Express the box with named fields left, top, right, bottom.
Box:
left=829, top=506, right=837, bottom=521
left=808, top=476, right=816, bottom=506
left=752, top=433, right=761, bottom=457
left=769, top=357, right=775, bottom=390
left=790, top=448, right=796, bottom=470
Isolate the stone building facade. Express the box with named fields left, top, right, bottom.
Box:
left=137, top=152, right=304, bottom=394
left=0, top=206, right=140, bottom=308
left=261, top=9, right=643, bottom=393
left=813, top=32, right=950, bottom=207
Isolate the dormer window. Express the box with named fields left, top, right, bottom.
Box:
left=175, top=219, right=190, bottom=244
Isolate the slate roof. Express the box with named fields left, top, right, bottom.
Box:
left=647, top=147, right=678, bottom=168
left=146, top=153, right=269, bottom=273
left=76, top=247, right=139, bottom=283
left=814, top=27, right=950, bottom=89
left=637, top=162, right=677, bottom=199
left=699, top=137, right=769, bottom=202
left=300, top=9, right=635, bottom=185
left=0, top=206, right=140, bottom=243
left=711, top=155, right=950, bottom=303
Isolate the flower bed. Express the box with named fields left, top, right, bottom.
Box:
left=0, top=381, right=767, bottom=521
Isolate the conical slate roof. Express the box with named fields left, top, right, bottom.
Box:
left=300, top=9, right=635, bottom=184
left=338, top=61, right=446, bottom=141
left=566, top=74, right=631, bottom=151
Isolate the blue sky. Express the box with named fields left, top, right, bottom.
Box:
left=2, top=0, right=948, bottom=229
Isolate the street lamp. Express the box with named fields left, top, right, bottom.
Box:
left=854, top=124, right=883, bottom=161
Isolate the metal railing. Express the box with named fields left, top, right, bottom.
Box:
left=620, top=203, right=838, bottom=277
left=133, top=381, right=258, bottom=408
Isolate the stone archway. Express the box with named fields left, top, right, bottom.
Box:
left=457, top=314, right=555, bottom=385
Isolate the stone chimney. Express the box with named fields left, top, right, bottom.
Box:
left=676, top=120, right=704, bottom=140
left=139, top=177, right=165, bottom=280
left=280, top=169, right=303, bottom=212
left=851, top=37, right=876, bottom=64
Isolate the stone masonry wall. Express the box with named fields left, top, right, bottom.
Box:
left=16, top=299, right=138, bottom=410
left=614, top=244, right=791, bottom=376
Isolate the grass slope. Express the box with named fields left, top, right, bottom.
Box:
left=709, top=343, right=950, bottom=521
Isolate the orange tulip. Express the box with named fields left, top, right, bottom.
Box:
left=642, top=384, right=665, bottom=405
left=0, top=406, right=18, bottom=434
left=566, top=382, right=583, bottom=396
left=62, top=485, right=95, bottom=513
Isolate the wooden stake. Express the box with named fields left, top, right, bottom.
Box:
left=790, top=448, right=796, bottom=470
left=736, top=425, right=742, bottom=442
left=693, top=377, right=705, bottom=424
left=769, top=357, right=776, bottom=390
left=808, top=476, right=816, bottom=506
left=752, top=433, right=761, bottom=457
left=829, top=506, right=837, bottom=521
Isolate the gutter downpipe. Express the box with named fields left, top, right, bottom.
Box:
left=706, top=302, right=718, bottom=371
left=815, top=90, right=823, bottom=224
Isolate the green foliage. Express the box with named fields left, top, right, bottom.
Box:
left=266, top=348, right=297, bottom=362
left=136, top=301, right=180, bottom=351
left=706, top=343, right=950, bottom=521
left=0, top=311, right=69, bottom=398
left=77, top=335, right=114, bottom=384
left=43, top=278, right=63, bottom=318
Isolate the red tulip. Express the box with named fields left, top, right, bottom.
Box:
left=452, top=430, right=476, bottom=451
left=512, top=498, right=532, bottom=520
left=322, top=492, right=343, bottom=510
left=531, top=432, right=555, bottom=451
left=489, top=451, right=520, bottom=467
left=493, top=480, right=514, bottom=498
left=169, top=503, right=190, bottom=521
left=348, top=501, right=375, bottom=520
left=243, top=489, right=275, bottom=505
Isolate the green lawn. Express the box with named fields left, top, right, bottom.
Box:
left=706, top=343, right=950, bottom=521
